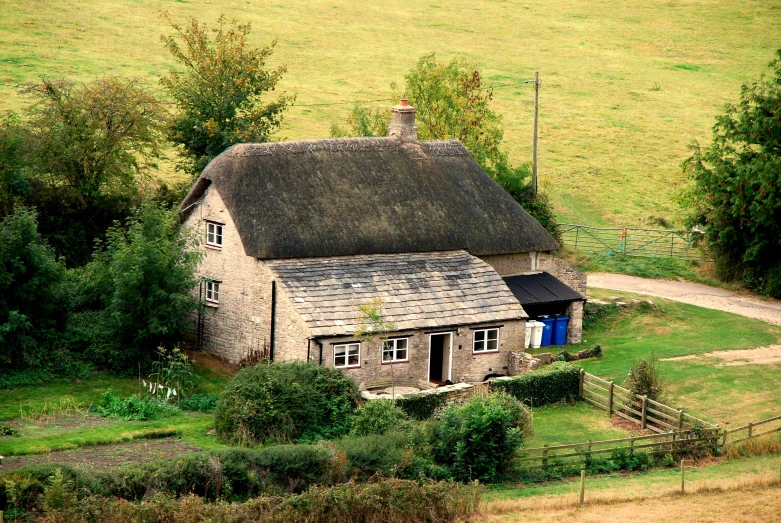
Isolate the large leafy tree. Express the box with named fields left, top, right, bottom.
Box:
left=331, top=53, right=560, bottom=242
left=0, top=207, right=65, bottom=368
left=162, top=15, right=293, bottom=176
left=73, top=202, right=202, bottom=371
left=20, top=77, right=167, bottom=266
left=683, top=50, right=781, bottom=297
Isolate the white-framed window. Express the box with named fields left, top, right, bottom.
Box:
left=383, top=338, right=409, bottom=363
left=334, top=343, right=361, bottom=368
left=206, top=221, right=223, bottom=248
left=473, top=328, right=499, bottom=353
left=205, top=280, right=221, bottom=304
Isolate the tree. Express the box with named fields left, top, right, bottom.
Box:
left=161, top=14, right=293, bottom=176
left=683, top=50, right=781, bottom=297
left=355, top=298, right=398, bottom=397
left=331, top=53, right=560, bottom=242
left=0, top=112, right=31, bottom=218
left=0, top=207, right=65, bottom=368
left=73, top=202, right=202, bottom=371
left=21, top=77, right=167, bottom=266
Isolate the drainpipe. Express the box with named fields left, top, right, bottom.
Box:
left=269, top=280, right=276, bottom=361
left=315, top=339, right=324, bottom=365
left=307, top=338, right=311, bottom=362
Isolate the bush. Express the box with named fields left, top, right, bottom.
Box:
left=180, top=393, right=219, bottom=413
left=628, top=356, right=663, bottom=401
left=92, top=389, right=180, bottom=421
left=350, top=399, right=409, bottom=436
left=215, top=362, right=361, bottom=445
left=332, top=432, right=409, bottom=480
left=433, top=392, right=531, bottom=483
left=36, top=478, right=483, bottom=523
left=395, top=391, right=449, bottom=420
left=489, top=362, right=581, bottom=407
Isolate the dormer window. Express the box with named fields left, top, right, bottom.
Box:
left=206, top=222, right=223, bottom=248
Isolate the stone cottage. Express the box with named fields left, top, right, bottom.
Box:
left=180, top=100, right=586, bottom=388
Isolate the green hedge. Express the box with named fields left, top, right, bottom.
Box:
left=395, top=391, right=449, bottom=420
left=488, top=362, right=581, bottom=407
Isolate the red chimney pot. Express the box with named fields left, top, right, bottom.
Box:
left=399, top=99, right=409, bottom=106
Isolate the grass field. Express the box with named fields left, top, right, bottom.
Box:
left=1, top=0, right=779, bottom=226
left=576, top=289, right=781, bottom=426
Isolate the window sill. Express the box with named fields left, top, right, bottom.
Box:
left=205, top=244, right=223, bottom=251
left=472, top=350, right=499, bottom=355
left=381, top=360, right=409, bottom=365
left=335, top=365, right=361, bottom=370
left=205, top=301, right=219, bottom=308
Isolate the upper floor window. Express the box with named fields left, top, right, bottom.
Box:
left=205, top=280, right=221, bottom=305
left=383, top=338, right=409, bottom=363
left=473, top=328, right=499, bottom=353
left=334, top=343, right=360, bottom=368
left=206, top=221, right=223, bottom=248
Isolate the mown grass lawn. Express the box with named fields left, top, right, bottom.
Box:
left=575, top=289, right=781, bottom=426
left=1, top=0, right=779, bottom=226
left=525, top=402, right=632, bottom=448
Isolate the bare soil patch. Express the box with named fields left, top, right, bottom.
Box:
left=0, top=437, right=202, bottom=473
left=661, top=345, right=781, bottom=366
left=610, top=414, right=653, bottom=435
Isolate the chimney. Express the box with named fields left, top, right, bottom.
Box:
left=388, top=99, right=417, bottom=141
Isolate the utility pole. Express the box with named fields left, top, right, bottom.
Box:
left=532, top=71, right=540, bottom=196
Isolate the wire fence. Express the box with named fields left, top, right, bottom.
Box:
left=558, top=224, right=708, bottom=261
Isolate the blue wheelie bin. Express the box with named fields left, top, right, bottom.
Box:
left=552, top=315, right=570, bottom=346
left=538, top=316, right=555, bottom=347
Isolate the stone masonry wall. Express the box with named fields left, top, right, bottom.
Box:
left=318, top=320, right=526, bottom=388
left=183, top=187, right=310, bottom=363
left=479, top=251, right=586, bottom=345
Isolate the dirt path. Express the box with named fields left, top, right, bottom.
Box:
left=0, top=437, right=201, bottom=473
left=587, top=273, right=781, bottom=326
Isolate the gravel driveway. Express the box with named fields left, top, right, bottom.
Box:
left=587, top=273, right=781, bottom=326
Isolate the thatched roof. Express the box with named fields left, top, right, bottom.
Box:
left=181, top=137, right=559, bottom=259
left=267, top=250, right=526, bottom=337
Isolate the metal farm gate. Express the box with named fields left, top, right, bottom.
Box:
left=559, top=224, right=706, bottom=260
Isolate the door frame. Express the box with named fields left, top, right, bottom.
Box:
left=427, top=331, right=453, bottom=382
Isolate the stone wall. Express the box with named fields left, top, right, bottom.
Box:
left=318, top=320, right=526, bottom=388
left=507, top=351, right=541, bottom=375
left=183, top=187, right=311, bottom=363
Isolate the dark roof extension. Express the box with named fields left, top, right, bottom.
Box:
left=181, top=137, right=559, bottom=259
left=503, top=272, right=585, bottom=306
left=267, top=250, right=527, bottom=337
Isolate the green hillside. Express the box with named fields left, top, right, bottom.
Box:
left=1, top=0, right=778, bottom=226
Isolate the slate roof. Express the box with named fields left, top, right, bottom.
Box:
left=267, top=250, right=527, bottom=337
left=180, top=137, right=559, bottom=259
left=503, top=272, right=585, bottom=306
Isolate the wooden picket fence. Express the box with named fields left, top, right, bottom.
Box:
left=579, top=370, right=717, bottom=433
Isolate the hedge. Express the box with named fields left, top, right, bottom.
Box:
left=395, top=391, right=449, bottom=420
left=488, top=362, right=581, bottom=407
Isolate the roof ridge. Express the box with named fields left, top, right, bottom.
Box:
left=224, top=138, right=468, bottom=157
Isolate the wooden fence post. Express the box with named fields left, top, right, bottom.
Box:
left=629, top=438, right=634, bottom=456
left=748, top=422, right=754, bottom=440
left=587, top=440, right=592, bottom=461
left=579, top=369, right=585, bottom=397
left=677, top=409, right=684, bottom=431
left=579, top=466, right=586, bottom=504
left=608, top=382, right=614, bottom=417
left=641, top=395, right=648, bottom=429
left=542, top=444, right=549, bottom=467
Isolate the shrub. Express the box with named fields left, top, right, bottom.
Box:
left=489, top=362, right=581, bottom=407
left=395, top=390, right=449, bottom=420
left=214, top=362, right=361, bottom=445
left=350, top=399, right=409, bottom=436
left=180, top=393, right=219, bottom=412
left=0, top=424, right=19, bottom=436
left=93, top=389, right=180, bottom=421
left=628, top=356, right=663, bottom=401
left=433, top=391, right=531, bottom=482
left=37, top=479, right=483, bottom=523
left=332, top=432, right=409, bottom=480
